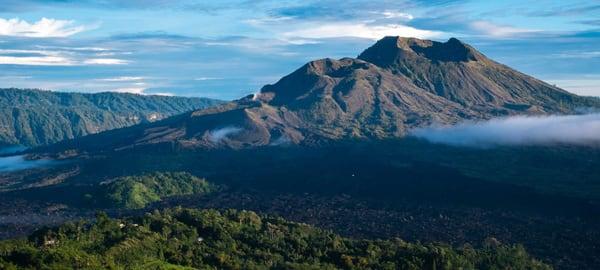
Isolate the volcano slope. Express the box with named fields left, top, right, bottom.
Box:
left=33, top=36, right=600, bottom=155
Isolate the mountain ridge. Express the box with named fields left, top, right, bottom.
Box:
left=0, top=88, right=222, bottom=147
left=33, top=36, right=600, bottom=154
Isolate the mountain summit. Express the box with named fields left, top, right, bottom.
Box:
left=38, top=37, right=600, bottom=153
left=358, top=37, right=482, bottom=65
left=357, top=37, right=584, bottom=112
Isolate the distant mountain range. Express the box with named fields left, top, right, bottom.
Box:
left=36, top=36, right=600, bottom=154
left=0, top=89, right=222, bottom=147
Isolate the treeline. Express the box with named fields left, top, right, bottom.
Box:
left=0, top=207, right=551, bottom=269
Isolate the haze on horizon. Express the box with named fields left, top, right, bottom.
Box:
left=0, top=0, right=599, bottom=100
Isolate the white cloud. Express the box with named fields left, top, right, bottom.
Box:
left=35, top=45, right=110, bottom=52
left=202, top=37, right=302, bottom=56
left=244, top=16, right=294, bottom=26
left=203, top=41, right=232, bottom=46
left=95, top=51, right=116, bottom=56
left=97, top=76, right=145, bottom=82
left=208, top=126, right=243, bottom=143
left=0, top=75, right=32, bottom=80
left=0, top=55, right=76, bottom=66
left=280, top=38, right=321, bottom=45
left=194, top=77, right=222, bottom=81
left=0, top=49, right=128, bottom=66
left=93, top=77, right=151, bottom=95
left=246, top=12, right=433, bottom=41
left=83, top=58, right=129, bottom=65
left=0, top=49, right=57, bottom=54
left=470, top=21, right=537, bottom=38
left=0, top=17, right=90, bottom=38
left=283, top=22, right=441, bottom=40
left=381, top=11, right=414, bottom=20
left=149, top=92, right=174, bottom=96
left=0, top=48, right=76, bottom=65
left=112, top=87, right=146, bottom=94
left=412, top=114, right=600, bottom=147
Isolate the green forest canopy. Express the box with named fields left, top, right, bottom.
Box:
left=0, top=208, right=550, bottom=270
left=96, top=172, right=216, bottom=209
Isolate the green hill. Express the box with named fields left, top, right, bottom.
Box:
left=0, top=208, right=550, bottom=270
left=0, top=88, right=222, bottom=147
left=97, top=172, right=217, bottom=209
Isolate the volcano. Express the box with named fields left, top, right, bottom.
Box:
left=37, top=36, right=600, bottom=154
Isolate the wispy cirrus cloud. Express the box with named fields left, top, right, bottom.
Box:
left=0, top=49, right=75, bottom=65
left=0, top=0, right=175, bottom=12
left=0, top=17, right=93, bottom=38
left=96, top=76, right=145, bottom=82
left=0, top=55, right=74, bottom=66
left=246, top=7, right=439, bottom=42
left=380, top=11, right=414, bottom=20
left=34, top=45, right=112, bottom=52
left=552, top=51, right=600, bottom=59
left=194, top=77, right=222, bottom=81
left=283, top=22, right=441, bottom=40
left=528, top=3, right=600, bottom=17
left=82, top=58, right=128, bottom=65
left=0, top=48, right=129, bottom=66
left=243, top=1, right=444, bottom=41
left=469, top=21, right=538, bottom=38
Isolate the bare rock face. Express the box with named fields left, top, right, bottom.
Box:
left=357, top=37, right=588, bottom=114
left=38, top=37, right=600, bottom=154
left=358, top=37, right=482, bottom=66
left=258, top=57, right=478, bottom=140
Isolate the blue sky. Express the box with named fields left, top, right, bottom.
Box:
left=0, top=0, right=599, bottom=100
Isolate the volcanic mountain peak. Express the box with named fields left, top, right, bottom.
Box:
left=358, top=36, right=482, bottom=67
left=36, top=37, right=600, bottom=153
left=258, top=57, right=376, bottom=106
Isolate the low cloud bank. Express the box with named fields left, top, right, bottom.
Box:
left=0, top=155, right=55, bottom=172
left=208, top=126, right=242, bottom=143
left=411, top=114, right=600, bottom=147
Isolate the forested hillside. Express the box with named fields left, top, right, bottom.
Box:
left=0, top=88, right=221, bottom=147
left=0, top=208, right=550, bottom=270
left=96, top=172, right=217, bottom=209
